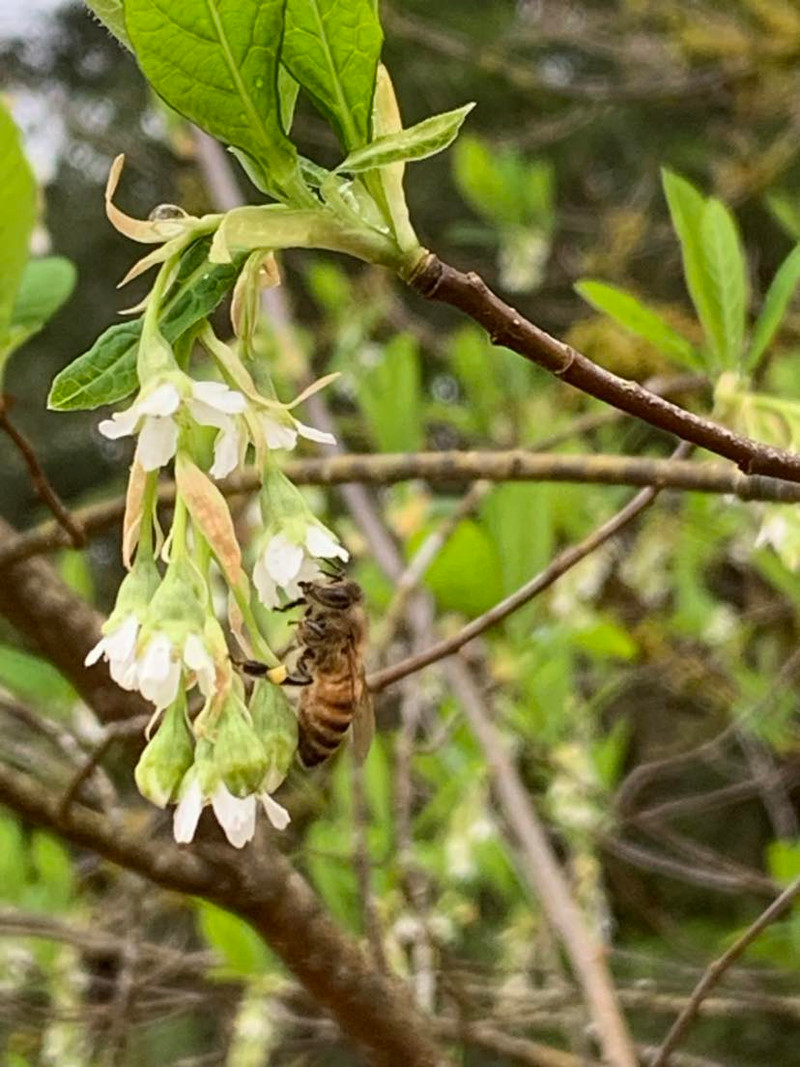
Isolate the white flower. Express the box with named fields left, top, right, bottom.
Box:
left=84, top=613, right=140, bottom=689
left=131, top=630, right=217, bottom=710
left=99, top=378, right=246, bottom=475
left=260, top=410, right=336, bottom=451
left=173, top=777, right=289, bottom=848
left=253, top=526, right=349, bottom=609
left=261, top=792, right=291, bottom=830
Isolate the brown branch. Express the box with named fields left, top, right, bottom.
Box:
left=444, top=658, right=638, bottom=1067
left=649, top=874, right=800, bottom=1066
left=0, top=515, right=448, bottom=1066
left=0, top=759, right=448, bottom=1067
left=1, top=449, right=797, bottom=570
left=405, top=253, right=800, bottom=482
left=0, top=517, right=150, bottom=723
left=57, top=715, right=150, bottom=818
left=0, top=398, right=85, bottom=547
left=370, top=444, right=691, bottom=692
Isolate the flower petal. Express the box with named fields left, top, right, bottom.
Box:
left=261, top=414, right=298, bottom=451
left=173, top=777, right=203, bottom=844
left=84, top=636, right=107, bottom=667
left=265, top=533, right=304, bottom=586
left=183, top=633, right=216, bottom=698
left=253, top=556, right=280, bottom=609
left=261, top=792, right=291, bottom=831
left=138, top=383, right=181, bottom=417
left=209, top=422, right=242, bottom=479
left=305, top=524, right=348, bottom=561
left=138, top=632, right=181, bottom=709
left=98, top=406, right=140, bottom=441
left=295, top=420, right=337, bottom=446
left=192, top=380, right=247, bottom=414
left=104, top=615, right=141, bottom=687
left=138, top=416, right=179, bottom=471
left=211, top=785, right=256, bottom=848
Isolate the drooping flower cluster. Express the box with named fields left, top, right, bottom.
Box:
left=83, top=158, right=351, bottom=848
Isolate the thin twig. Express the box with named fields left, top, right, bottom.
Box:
left=1, top=449, right=798, bottom=570
left=351, top=755, right=388, bottom=972
left=649, top=874, right=800, bottom=1066
left=0, top=398, right=85, bottom=547
left=58, top=715, right=149, bottom=819
left=370, top=443, right=692, bottom=692
left=406, top=253, right=800, bottom=482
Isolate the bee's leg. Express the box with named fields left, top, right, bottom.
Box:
left=282, top=650, right=314, bottom=687
left=275, top=596, right=306, bottom=613
left=234, top=658, right=270, bottom=677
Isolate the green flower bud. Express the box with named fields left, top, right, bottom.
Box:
left=250, top=680, right=298, bottom=792
left=106, top=555, right=161, bottom=631
left=141, top=556, right=207, bottom=647
left=134, top=693, right=194, bottom=808
left=214, top=692, right=268, bottom=798
left=259, top=464, right=309, bottom=528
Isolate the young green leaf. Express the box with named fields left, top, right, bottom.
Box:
left=283, top=0, right=383, bottom=151
left=84, top=0, right=131, bottom=49
left=745, top=244, right=800, bottom=372
left=701, top=198, right=748, bottom=368
left=124, top=0, right=308, bottom=204
left=357, top=333, right=422, bottom=452
left=48, top=245, right=241, bottom=410
left=662, top=169, right=724, bottom=368
left=0, top=102, right=37, bottom=342
left=11, top=257, right=76, bottom=333
left=337, top=104, right=475, bottom=174
left=575, top=280, right=701, bottom=370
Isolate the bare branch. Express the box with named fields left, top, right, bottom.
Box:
left=649, top=874, right=800, bottom=1066
left=370, top=445, right=690, bottom=692
left=1, top=449, right=797, bottom=570
left=0, top=398, right=86, bottom=547
left=405, top=253, right=800, bottom=482
left=0, top=759, right=449, bottom=1067
left=444, top=657, right=638, bottom=1067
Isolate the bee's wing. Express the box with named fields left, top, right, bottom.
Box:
left=349, top=650, right=375, bottom=763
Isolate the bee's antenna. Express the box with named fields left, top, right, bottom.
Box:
left=319, top=558, right=345, bottom=578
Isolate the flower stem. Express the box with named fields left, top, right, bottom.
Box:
left=230, top=583, right=279, bottom=668
left=170, top=494, right=189, bottom=558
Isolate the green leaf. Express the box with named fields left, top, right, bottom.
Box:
left=0, top=814, right=26, bottom=904
left=125, top=0, right=307, bottom=203
left=337, top=104, right=475, bottom=174
left=30, top=833, right=73, bottom=911
left=48, top=244, right=241, bottom=410
left=454, top=136, right=555, bottom=231
left=48, top=320, right=141, bottom=412
left=283, top=0, right=383, bottom=151
left=84, top=0, right=131, bottom=48
left=662, top=169, right=724, bottom=368
left=745, top=244, right=800, bottom=371
left=11, top=257, right=77, bottom=332
left=767, top=839, right=800, bottom=887
left=413, top=520, right=503, bottom=617
left=0, top=102, right=37, bottom=342
left=575, top=280, right=701, bottom=371
left=700, top=197, right=748, bottom=368
left=766, top=191, right=800, bottom=241
left=0, top=644, right=76, bottom=714
left=357, top=333, right=422, bottom=452
left=3, top=257, right=78, bottom=362
left=197, top=902, right=272, bottom=977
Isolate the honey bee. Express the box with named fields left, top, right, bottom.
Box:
left=242, top=576, right=374, bottom=768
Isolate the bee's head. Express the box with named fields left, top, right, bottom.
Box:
left=301, top=576, right=363, bottom=609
